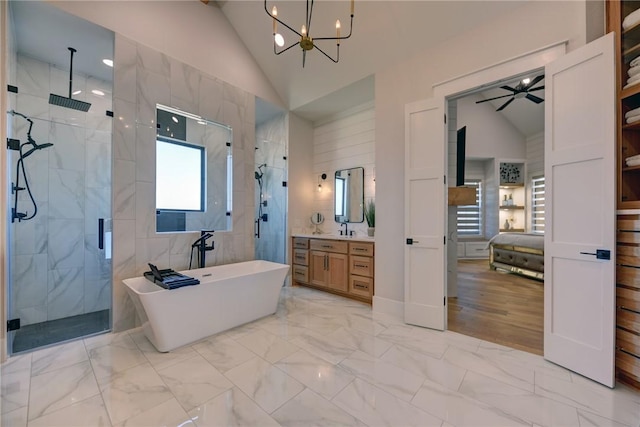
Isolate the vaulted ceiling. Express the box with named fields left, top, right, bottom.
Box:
left=214, top=1, right=530, bottom=123
left=11, top=0, right=541, bottom=136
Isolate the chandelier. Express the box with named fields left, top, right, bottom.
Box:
left=264, top=0, right=354, bottom=67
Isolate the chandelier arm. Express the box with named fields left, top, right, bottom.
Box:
left=307, top=0, right=314, bottom=36
left=264, top=0, right=303, bottom=37
left=274, top=41, right=300, bottom=56
left=314, top=44, right=339, bottom=63
left=313, top=15, right=354, bottom=41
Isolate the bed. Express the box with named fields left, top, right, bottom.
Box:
left=488, top=232, right=544, bottom=280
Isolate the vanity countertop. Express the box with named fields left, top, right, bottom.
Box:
left=292, top=234, right=375, bottom=243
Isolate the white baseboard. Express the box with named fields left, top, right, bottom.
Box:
left=372, top=295, right=404, bottom=319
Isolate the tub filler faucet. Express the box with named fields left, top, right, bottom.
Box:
left=191, top=230, right=215, bottom=269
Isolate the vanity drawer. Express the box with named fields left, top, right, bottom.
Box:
left=293, top=238, right=309, bottom=249
left=310, top=239, right=348, bottom=254
left=350, top=242, right=374, bottom=256
left=349, top=275, right=373, bottom=298
left=350, top=255, right=373, bottom=277
left=293, top=249, right=309, bottom=266
left=293, top=265, right=309, bottom=283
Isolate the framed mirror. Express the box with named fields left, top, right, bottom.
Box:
left=155, top=104, right=233, bottom=233
left=334, top=167, right=364, bottom=223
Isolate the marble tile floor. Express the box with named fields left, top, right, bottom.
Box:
left=2, top=286, right=639, bottom=427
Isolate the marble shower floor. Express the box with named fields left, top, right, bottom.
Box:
left=1, top=286, right=639, bottom=427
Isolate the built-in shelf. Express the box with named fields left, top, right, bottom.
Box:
left=500, top=228, right=524, bottom=233
left=499, top=205, right=525, bottom=210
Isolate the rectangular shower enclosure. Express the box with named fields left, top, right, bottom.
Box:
left=5, top=1, right=114, bottom=354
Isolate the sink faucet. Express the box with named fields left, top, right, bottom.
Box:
left=340, top=222, right=348, bottom=236
left=191, top=230, right=215, bottom=269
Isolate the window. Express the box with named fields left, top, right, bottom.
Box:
left=457, top=180, right=482, bottom=236
left=156, top=137, right=205, bottom=212
left=532, top=175, right=545, bottom=234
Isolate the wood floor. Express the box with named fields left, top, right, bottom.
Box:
left=448, top=259, right=544, bottom=355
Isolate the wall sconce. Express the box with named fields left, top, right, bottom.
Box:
left=317, top=173, right=327, bottom=192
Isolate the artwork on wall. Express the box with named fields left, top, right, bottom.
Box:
left=499, top=162, right=524, bottom=185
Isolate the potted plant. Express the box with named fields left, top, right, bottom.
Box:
left=364, top=200, right=375, bottom=237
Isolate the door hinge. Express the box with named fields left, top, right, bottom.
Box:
left=444, top=114, right=447, bottom=124
left=444, top=175, right=446, bottom=185
left=444, top=297, right=446, bottom=306
left=444, top=235, right=446, bottom=245
left=7, top=318, right=20, bottom=332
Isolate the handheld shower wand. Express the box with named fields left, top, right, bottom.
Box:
left=8, top=110, right=54, bottom=222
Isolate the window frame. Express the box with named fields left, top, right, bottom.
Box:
left=457, top=179, right=483, bottom=237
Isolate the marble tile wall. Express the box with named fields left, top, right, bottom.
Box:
left=255, top=114, right=287, bottom=264
left=9, top=54, right=113, bottom=326
left=112, top=35, right=256, bottom=331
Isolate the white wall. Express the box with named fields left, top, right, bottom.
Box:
left=287, top=113, right=314, bottom=238
left=374, top=0, right=591, bottom=306
left=457, top=94, right=526, bottom=160
left=311, top=103, right=375, bottom=236
left=526, top=132, right=545, bottom=232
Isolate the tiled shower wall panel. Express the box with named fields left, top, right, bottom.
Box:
left=255, top=114, right=287, bottom=264
left=111, top=35, right=256, bottom=331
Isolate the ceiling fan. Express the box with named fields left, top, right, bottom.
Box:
left=476, top=75, right=545, bottom=111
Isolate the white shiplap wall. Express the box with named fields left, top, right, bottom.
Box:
left=312, top=103, right=375, bottom=236
left=526, top=132, right=544, bottom=232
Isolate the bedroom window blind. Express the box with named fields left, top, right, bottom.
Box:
left=532, top=175, right=545, bottom=234
left=457, top=180, right=482, bottom=235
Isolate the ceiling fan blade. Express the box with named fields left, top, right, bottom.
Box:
left=526, top=93, right=544, bottom=104
left=500, top=85, right=518, bottom=93
left=496, top=97, right=515, bottom=111
left=524, top=75, right=544, bottom=90
left=475, top=94, right=515, bottom=104
left=529, top=86, right=545, bottom=92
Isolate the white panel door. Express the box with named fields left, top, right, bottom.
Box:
left=544, top=33, right=615, bottom=387
left=404, top=98, right=446, bottom=330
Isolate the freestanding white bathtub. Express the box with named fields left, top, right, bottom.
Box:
left=123, top=260, right=289, bottom=352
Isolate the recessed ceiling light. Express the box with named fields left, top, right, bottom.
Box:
left=172, top=116, right=179, bottom=123
left=91, top=89, right=105, bottom=96
left=102, top=59, right=114, bottom=67
left=72, top=90, right=82, bottom=95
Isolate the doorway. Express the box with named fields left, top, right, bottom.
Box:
left=446, top=75, right=545, bottom=355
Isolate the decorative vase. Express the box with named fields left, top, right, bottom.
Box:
left=367, top=227, right=375, bottom=237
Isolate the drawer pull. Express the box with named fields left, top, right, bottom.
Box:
left=355, top=264, right=368, bottom=268
left=354, top=283, right=368, bottom=289
left=354, top=247, right=366, bottom=251
left=322, top=244, right=332, bottom=249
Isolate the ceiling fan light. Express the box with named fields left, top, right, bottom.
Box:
left=522, top=78, right=531, bottom=85
left=275, top=33, right=285, bottom=47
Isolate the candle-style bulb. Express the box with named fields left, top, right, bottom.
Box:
left=336, top=19, right=341, bottom=38
left=301, top=24, right=307, bottom=36
left=350, top=0, right=354, bottom=15
left=272, top=6, right=277, bottom=33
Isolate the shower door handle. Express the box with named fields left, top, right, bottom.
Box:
left=98, top=218, right=104, bottom=250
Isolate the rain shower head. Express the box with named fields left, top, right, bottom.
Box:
left=49, top=47, right=91, bottom=112
left=49, top=93, right=91, bottom=112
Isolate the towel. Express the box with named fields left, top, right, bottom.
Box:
left=626, top=107, right=640, bottom=119
left=628, top=112, right=640, bottom=123
left=624, top=75, right=640, bottom=89
left=631, top=55, right=640, bottom=68
left=623, top=8, right=640, bottom=30
left=626, top=154, right=640, bottom=162
left=627, top=158, right=640, bottom=167
left=628, top=114, right=640, bottom=125
left=630, top=65, right=640, bottom=78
